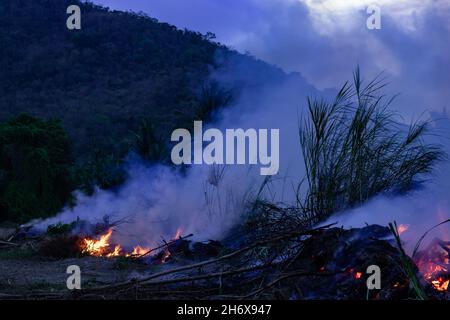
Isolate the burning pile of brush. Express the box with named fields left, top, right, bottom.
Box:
left=415, top=239, right=450, bottom=292
left=5, top=210, right=449, bottom=300
left=71, top=222, right=450, bottom=299
left=69, top=217, right=450, bottom=298
left=78, top=228, right=182, bottom=262
left=389, top=220, right=450, bottom=295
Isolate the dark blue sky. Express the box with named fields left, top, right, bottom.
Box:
left=94, top=0, right=450, bottom=119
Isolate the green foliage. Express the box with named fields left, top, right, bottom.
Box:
left=299, top=68, right=444, bottom=222
left=389, top=222, right=428, bottom=300
left=0, top=114, right=74, bottom=222
left=133, top=119, right=167, bottom=163
left=0, top=0, right=230, bottom=176
left=75, top=150, right=126, bottom=195
left=194, top=82, right=233, bottom=121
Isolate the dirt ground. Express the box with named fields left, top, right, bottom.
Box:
left=0, top=247, right=155, bottom=297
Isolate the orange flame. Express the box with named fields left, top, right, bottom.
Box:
left=174, top=227, right=183, bottom=240
left=159, top=227, right=184, bottom=263
left=80, top=227, right=183, bottom=260
left=107, top=245, right=122, bottom=257
left=415, top=240, right=449, bottom=292
left=81, top=229, right=121, bottom=257
left=432, top=278, right=449, bottom=291
left=126, top=245, right=151, bottom=257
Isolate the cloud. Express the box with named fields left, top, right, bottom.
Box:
left=95, top=0, right=450, bottom=119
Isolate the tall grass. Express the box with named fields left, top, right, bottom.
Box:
left=299, top=68, right=443, bottom=223
left=389, top=221, right=428, bottom=300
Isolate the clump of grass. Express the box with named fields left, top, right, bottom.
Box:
left=299, top=68, right=443, bottom=222
left=389, top=221, right=428, bottom=300
left=411, top=218, right=450, bottom=259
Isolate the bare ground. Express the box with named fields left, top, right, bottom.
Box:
left=0, top=248, right=156, bottom=297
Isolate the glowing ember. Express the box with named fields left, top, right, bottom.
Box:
left=397, top=224, right=409, bottom=235
left=126, top=245, right=151, bottom=257
left=160, top=249, right=172, bottom=263
left=159, top=227, right=183, bottom=263
left=346, top=268, right=362, bottom=279
left=415, top=239, right=450, bottom=292
left=174, top=227, right=183, bottom=240
left=432, top=278, right=449, bottom=291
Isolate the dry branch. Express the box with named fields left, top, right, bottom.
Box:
left=84, top=224, right=335, bottom=294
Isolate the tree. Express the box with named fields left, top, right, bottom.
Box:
left=0, top=114, right=75, bottom=222
left=133, top=119, right=167, bottom=163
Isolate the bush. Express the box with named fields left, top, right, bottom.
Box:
left=299, top=68, right=444, bottom=222
left=75, top=150, right=126, bottom=195
left=0, top=113, right=75, bottom=222
left=132, top=119, right=167, bottom=163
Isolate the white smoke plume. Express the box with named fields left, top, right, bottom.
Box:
left=33, top=58, right=319, bottom=248
left=34, top=0, right=450, bottom=251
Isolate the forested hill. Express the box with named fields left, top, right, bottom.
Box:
left=1, top=0, right=222, bottom=158
left=0, top=0, right=289, bottom=222
left=0, top=0, right=286, bottom=163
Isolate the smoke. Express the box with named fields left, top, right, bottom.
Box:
left=38, top=161, right=257, bottom=248
left=32, top=55, right=322, bottom=247
left=34, top=49, right=450, bottom=252
left=33, top=1, right=450, bottom=251
left=322, top=113, right=450, bottom=252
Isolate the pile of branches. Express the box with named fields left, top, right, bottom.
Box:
left=2, top=208, right=448, bottom=300
left=68, top=224, right=335, bottom=300
left=8, top=221, right=443, bottom=300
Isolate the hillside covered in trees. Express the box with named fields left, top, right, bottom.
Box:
left=0, top=0, right=286, bottom=222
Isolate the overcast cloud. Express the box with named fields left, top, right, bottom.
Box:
left=94, top=0, right=450, bottom=119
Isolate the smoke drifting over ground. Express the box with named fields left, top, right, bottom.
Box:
left=323, top=114, right=450, bottom=251
left=34, top=57, right=321, bottom=247
left=37, top=54, right=450, bottom=251
left=36, top=1, right=450, bottom=250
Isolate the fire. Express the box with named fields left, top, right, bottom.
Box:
left=126, top=245, right=150, bottom=257
left=159, top=227, right=183, bottom=263
left=346, top=268, right=362, bottom=279
left=432, top=278, right=449, bottom=291
left=174, top=227, right=183, bottom=239
left=81, top=229, right=120, bottom=257
left=79, top=227, right=183, bottom=260
left=415, top=239, right=450, bottom=292
left=161, top=249, right=172, bottom=263
left=107, top=245, right=122, bottom=257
